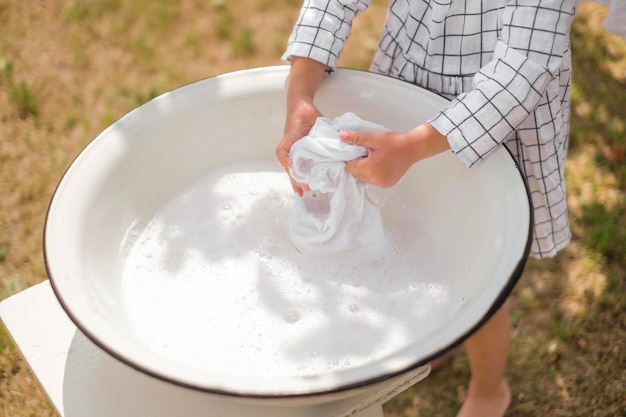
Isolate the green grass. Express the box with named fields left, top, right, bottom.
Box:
left=0, top=54, right=13, bottom=79
left=211, top=2, right=256, bottom=56
left=581, top=202, right=626, bottom=261
left=9, top=80, right=39, bottom=119
left=63, top=0, right=122, bottom=22
left=134, top=87, right=160, bottom=106
left=232, top=28, right=256, bottom=57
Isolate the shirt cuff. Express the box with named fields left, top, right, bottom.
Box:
left=282, top=41, right=339, bottom=70
left=429, top=105, right=496, bottom=168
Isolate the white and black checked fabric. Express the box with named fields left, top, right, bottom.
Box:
left=283, top=0, right=578, bottom=258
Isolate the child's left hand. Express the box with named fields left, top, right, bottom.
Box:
left=340, top=123, right=451, bottom=188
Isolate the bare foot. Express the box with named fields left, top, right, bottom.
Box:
left=456, top=379, right=511, bottom=417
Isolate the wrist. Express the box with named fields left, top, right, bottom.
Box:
left=406, top=123, right=450, bottom=162
left=287, top=94, right=316, bottom=116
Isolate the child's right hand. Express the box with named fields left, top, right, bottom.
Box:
left=276, top=98, right=323, bottom=196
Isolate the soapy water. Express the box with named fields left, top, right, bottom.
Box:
left=118, top=161, right=451, bottom=379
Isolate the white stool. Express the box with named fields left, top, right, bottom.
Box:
left=0, top=281, right=430, bottom=417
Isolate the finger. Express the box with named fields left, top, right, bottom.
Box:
left=276, top=147, right=292, bottom=170
left=339, top=130, right=366, bottom=147
left=344, top=158, right=367, bottom=181
left=289, top=173, right=310, bottom=196
left=345, top=158, right=389, bottom=188
left=275, top=146, right=310, bottom=195
left=280, top=164, right=310, bottom=196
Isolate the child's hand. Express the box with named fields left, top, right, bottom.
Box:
left=340, top=123, right=450, bottom=188
left=276, top=98, right=322, bottom=195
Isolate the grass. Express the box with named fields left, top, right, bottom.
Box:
left=213, top=2, right=257, bottom=56
left=0, top=1, right=625, bottom=417
left=63, top=0, right=122, bottom=22
left=581, top=202, right=626, bottom=260
left=8, top=81, right=39, bottom=119
left=0, top=55, right=12, bottom=79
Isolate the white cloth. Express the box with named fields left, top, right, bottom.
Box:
left=289, top=112, right=389, bottom=259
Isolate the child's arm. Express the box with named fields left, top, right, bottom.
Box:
left=339, top=123, right=451, bottom=188
left=430, top=0, right=578, bottom=168
left=276, top=56, right=327, bottom=195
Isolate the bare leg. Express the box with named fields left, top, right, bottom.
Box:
left=457, top=305, right=512, bottom=417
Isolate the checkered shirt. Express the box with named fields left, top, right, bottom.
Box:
left=283, top=0, right=578, bottom=258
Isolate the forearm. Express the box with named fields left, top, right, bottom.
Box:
left=277, top=56, right=327, bottom=189
left=286, top=56, right=328, bottom=112
left=404, top=123, right=451, bottom=163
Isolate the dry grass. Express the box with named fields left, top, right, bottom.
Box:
left=1, top=1, right=624, bottom=416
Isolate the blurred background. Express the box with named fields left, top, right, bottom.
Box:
left=0, top=1, right=624, bottom=416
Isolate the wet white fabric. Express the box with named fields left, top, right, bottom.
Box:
left=289, top=112, right=389, bottom=259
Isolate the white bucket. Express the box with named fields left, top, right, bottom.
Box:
left=44, top=66, right=531, bottom=415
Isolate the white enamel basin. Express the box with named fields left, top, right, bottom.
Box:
left=44, top=66, right=531, bottom=401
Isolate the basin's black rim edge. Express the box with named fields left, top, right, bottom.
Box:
left=407, top=143, right=536, bottom=372
left=43, top=66, right=534, bottom=400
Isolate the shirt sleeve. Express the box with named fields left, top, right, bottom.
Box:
left=429, top=0, right=578, bottom=167
left=282, top=0, right=371, bottom=70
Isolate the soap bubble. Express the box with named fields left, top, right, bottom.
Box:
left=282, top=309, right=301, bottom=324
left=118, top=162, right=452, bottom=379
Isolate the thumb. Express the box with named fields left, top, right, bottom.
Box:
left=339, top=130, right=372, bottom=147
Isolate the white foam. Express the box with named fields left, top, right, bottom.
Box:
left=118, top=161, right=451, bottom=378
